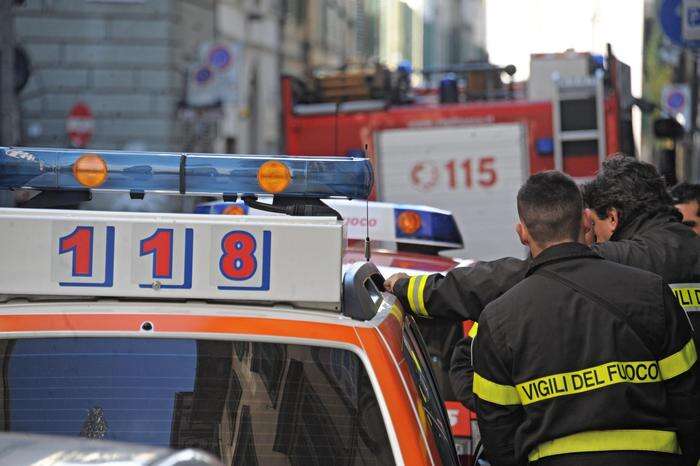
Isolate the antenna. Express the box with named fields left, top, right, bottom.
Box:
left=364, top=143, right=372, bottom=262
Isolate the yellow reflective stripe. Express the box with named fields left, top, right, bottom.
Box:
left=467, top=322, right=478, bottom=339
left=528, top=429, right=680, bottom=462
left=473, top=372, right=521, bottom=405
left=416, top=274, right=429, bottom=316
left=660, top=339, right=697, bottom=380
left=669, top=284, right=700, bottom=310
left=407, top=275, right=418, bottom=313
left=515, top=360, right=661, bottom=405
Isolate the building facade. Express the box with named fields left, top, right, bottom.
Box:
left=12, top=0, right=485, bottom=155
left=423, top=0, right=487, bottom=69
left=12, top=0, right=357, bottom=154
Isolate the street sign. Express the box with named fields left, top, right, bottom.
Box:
left=662, top=84, right=691, bottom=128
left=684, top=0, right=700, bottom=42
left=186, top=42, right=242, bottom=107
left=66, top=102, right=94, bottom=148
left=660, top=0, right=700, bottom=48
left=661, top=0, right=685, bottom=46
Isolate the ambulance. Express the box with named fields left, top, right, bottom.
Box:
left=195, top=199, right=479, bottom=460
left=0, top=147, right=460, bottom=466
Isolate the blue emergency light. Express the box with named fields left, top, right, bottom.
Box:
left=394, top=206, right=463, bottom=246
left=197, top=200, right=464, bottom=249
left=0, top=147, right=373, bottom=199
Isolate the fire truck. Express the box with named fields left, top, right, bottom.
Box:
left=282, top=46, right=635, bottom=261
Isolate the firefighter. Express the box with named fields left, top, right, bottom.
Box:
left=472, top=171, right=699, bottom=466
left=384, top=155, right=699, bottom=321
left=670, top=182, right=700, bottom=235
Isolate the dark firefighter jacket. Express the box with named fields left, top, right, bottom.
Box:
left=449, top=211, right=700, bottom=417
left=393, top=210, right=700, bottom=322
left=472, top=242, right=699, bottom=466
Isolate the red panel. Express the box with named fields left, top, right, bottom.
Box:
left=283, top=77, right=624, bottom=186
left=445, top=401, right=472, bottom=437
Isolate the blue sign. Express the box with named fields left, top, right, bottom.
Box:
left=688, top=6, right=700, bottom=26
left=660, top=0, right=700, bottom=48
left=209, top=45, right=232, bottom=70
left=195, top=67, right=212, bottom=85
left=661, top=0, right=685, bottom=45
left=668, top=90, right=686, bottom=109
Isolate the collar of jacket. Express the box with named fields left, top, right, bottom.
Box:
left=610, top=209, right=682, bottom=241
left=526, top=242, right=601, bottom=277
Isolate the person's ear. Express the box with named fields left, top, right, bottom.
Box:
left=608, top=207, right=620, bottom=232
left=516, top=222, right=529, bottom=246
left=582, top=210, right=594, bottom=245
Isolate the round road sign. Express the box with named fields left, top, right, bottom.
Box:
left=66, top=102, right=94, bottom=148
left=667, top=90, right=686, bottom=109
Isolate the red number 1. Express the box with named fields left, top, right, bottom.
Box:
left=140, top=229, right=173, bottom=278
left=59, top=226, right=94, bottom=277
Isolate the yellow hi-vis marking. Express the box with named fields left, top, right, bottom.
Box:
left=670, top=285, right=700, bottom=310
left=516, top=360, right=661, bottom=405
left=659, top=339, right=697, bottom=380
left=478, top=339, right=697, bottom=406
left=528, top=429, right=680, bottom=462
left=473, top=373, right=521, bottom=405
left=467, top=322, right=478, bottom=339
left=407, top=275, right=429, bottom=317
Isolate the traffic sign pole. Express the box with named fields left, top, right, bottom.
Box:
left=691, top=54, right=698, bottom=132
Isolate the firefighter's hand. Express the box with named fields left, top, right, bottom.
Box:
left=384, top=273, right=409, bottom=293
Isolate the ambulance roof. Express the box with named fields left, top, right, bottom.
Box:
left=0, top=147, right=380, bottom=316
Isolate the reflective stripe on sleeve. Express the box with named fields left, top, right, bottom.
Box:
left=467, top=322, right=478, bottom=339
left=528, top=429, right=680, bottom=462
left=416, top=274, right=429, bottom=316
left=407, top=275, right=417, bottom=313
left=659, top=339, right=697, bottom=380
left=407, top=275, right=429, bottom=317
left=515, top=360, right=662, bottom=405
left=473, top=372, right=521, bottom=405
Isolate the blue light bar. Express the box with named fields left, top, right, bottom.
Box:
left=0, top=147, right=373, bottom=199
left=394, top=207, right=463, bottom=247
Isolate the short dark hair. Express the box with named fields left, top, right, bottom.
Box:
left=517, top=171, right=583, bottom=244
left=670, top=182, right=700, bottom=205
left=582, top=154, right=676, bottom=229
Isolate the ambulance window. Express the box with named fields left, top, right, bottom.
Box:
left=403, top=317, right=459, bottom=466
left=0, top=338, right=395, bottom=466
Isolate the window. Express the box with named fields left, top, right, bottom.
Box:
left=403, top=317, right=459, bottom=466
left=0, top=338, right=395, bottom=466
